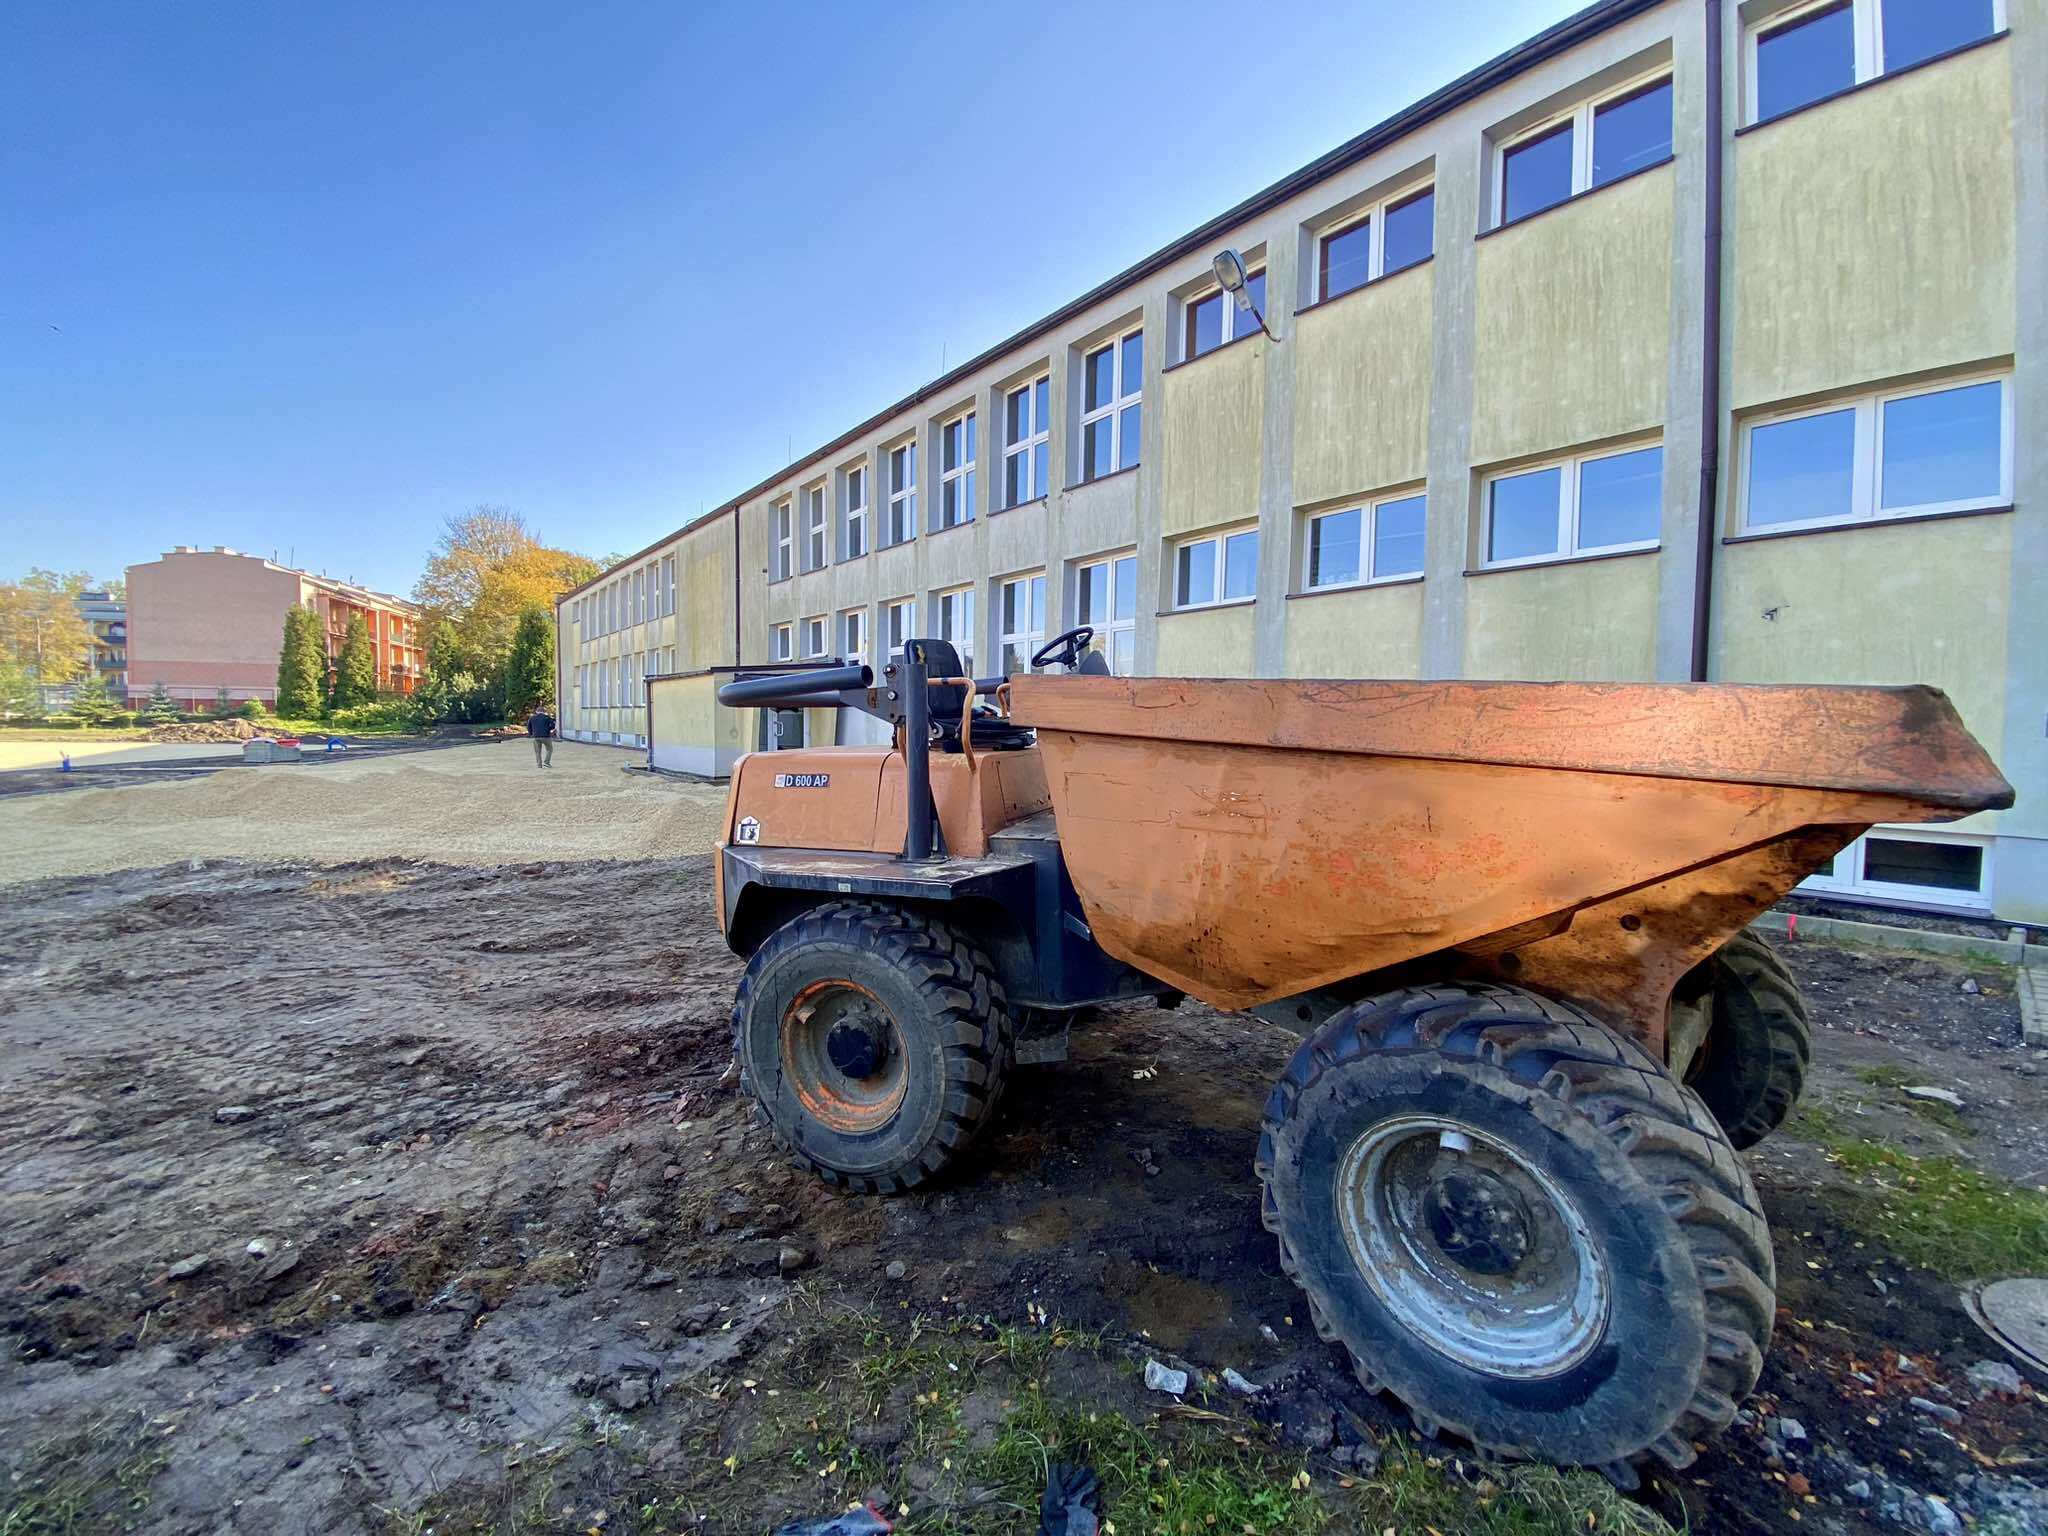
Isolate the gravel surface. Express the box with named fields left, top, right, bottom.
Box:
left=0, top=738, right=728, bottom=883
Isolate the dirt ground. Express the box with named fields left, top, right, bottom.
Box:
left=0, top=739, right=727, bottom=883
left=3, top=836, right=2045, bottom=1535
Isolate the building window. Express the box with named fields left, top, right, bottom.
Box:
left=1485, top=443, right=1663, bottom=566
left=934, top=586, right=975, bottom=672
left=1495, top=72, right=1672, bottom=227
left=882, top=598, right=917, bottom=658
left=1748, top=0, right=1999, bottom=125
left=663, top=555, right=676, bottom=617
left=803, top=486, right=827, bottom=571
left=1080, top=329, right=1143, bottom=482
left=998, top=573, right=1046, bottom=675
left=884, top=441, right=917, bottom=546
left=1074, top=552, right=1137, bottom=673
left=842, top=463, right=870, bottom=560
left=771, top=499, right=794, bottom=582
left=1003, top=377, right=1050, bottom=506
left=771, top=622, right=793, bottom=662
left=1183, top=269, right=1265, bottom=360
left=1173, top=526, right=1259, bottom=609
left=1801, top=830, right=1991, bottom=910
left=840, top=607, right=868, bottom=665
left=1304, top=492, right=1427, bottom=590
left=632, top=568, right=645, bottom=625
left=1740, top=375, right=2009, bottom=534
left=1317, top=186, right=1434, bottom=302
left=940, top=412, right=977, bottom=529
left=801, top=616, right=827, bottom=658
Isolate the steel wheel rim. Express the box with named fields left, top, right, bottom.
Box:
left=1336, top=1114, right=1609, bottom=1379
left=780, top=979, right=908, bottom=1134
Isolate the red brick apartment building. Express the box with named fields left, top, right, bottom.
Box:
left=125, top=546, right=423, bottom=709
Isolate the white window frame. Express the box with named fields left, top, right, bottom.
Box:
left=885, top=440, right=917, bottom=545
left=662, top=555, right=676, bottom=617
left=1301, top=489, right=1428, bottom=593
left=842, top=462, right=870, bottom=561
left=934, top=585, right=975, bottom=673
left=1079, top=327, right=1143, bottom=482
left=1003, top=375, right=1050, bottom=507
left=1481, top=440, right=1664, bottom=570
left=1181, top=268, right=1264, bottom=361
left=771, top=622, right=793, bottom=662
left=772, top=499, right=793, bottom=581
left=1737, top=373, right=2012, bottom=536
left=840, top=606, right=868, bottom=665
left=939, top=410, right=976, bottom=529
left=1800, top=828, right=1993, bottom=912
left=1315, top=183, right=1434, bottom=301
left=1743, top=0, right=2006, bottom=125
left=1172, top=523, right=1260, bottom=610
left=801, top=615, right=827, bottom=658
left=802, top=485, right=827, bottom=571
left=1073, top=551, right=1137, bottom=674
left=1491, top=66, right=1672, bottom=228
left=882, top=597, right=917, bottom=657
left=998, top=572, right=1046, bottom=674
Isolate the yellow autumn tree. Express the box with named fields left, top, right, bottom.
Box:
left=412, top=507, right=597, bottom=684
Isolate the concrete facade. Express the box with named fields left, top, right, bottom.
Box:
left=126, top=547, right=424, bottom=709
left=558, top=0, right=2042, bottom=923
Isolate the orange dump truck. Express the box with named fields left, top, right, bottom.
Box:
left=712, top=629, right=2012, bottom=1481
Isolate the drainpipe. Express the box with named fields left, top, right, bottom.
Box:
left=1690, top=0, right=1725, bottom=682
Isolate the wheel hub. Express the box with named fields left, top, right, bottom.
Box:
left=825, top=1015, right=890, bottom=1079
left=1422, top=1166, right=1534, bottom=1276
left=1336, top=1115, right=1611, bottom=1379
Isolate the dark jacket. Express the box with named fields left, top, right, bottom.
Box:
left=526, top=711, right=556, bottom=738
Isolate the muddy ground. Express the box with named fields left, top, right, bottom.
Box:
left=2, top=857, right=2045, bottom=1535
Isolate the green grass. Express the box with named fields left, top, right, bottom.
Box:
left=1821, top=1139, right=2048, bottom=1279
left=0, top=1414, right=169, bottom=1535
left=1850, top=1067, right=1975, bottom=1136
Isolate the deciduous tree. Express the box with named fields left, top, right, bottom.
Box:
left=0, top=581, right=92, bottom=686
left=411, top=508, right=594, bottom=696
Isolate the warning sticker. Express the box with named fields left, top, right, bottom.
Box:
left=772, top=772, right=830, bottom=789
left=734, top=816, right=762, bottom=845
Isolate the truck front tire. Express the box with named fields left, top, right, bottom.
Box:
left=734, top=901, right=1012, bottom=1194
left=1256, top=982, right=1773, bottom=1478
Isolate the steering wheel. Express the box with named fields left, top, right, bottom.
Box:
left=1029, top=625, right=1094, bottom=672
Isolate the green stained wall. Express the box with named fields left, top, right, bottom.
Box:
left=1462, top=555, right=1660, bottom=681
left=1471, top=165, right=1674, bottom=464
left=1730, top=45, right=2015, bottom=409
left=1292, top=264, right=1434, bottom=507
left=1155, top=604, right=1256, bottom=677
left=1159, top=341, right=1264, bottom=537
left=1711, top=514, right=2013, bottom=830
left=1282, top=582, right=1425, bottom=678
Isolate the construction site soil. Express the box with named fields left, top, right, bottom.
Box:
left=2, top=850, right=2045, bottom=1534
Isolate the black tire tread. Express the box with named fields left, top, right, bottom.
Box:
left=1689, top=930, right=1813, bottom=1148
left=1255, top=981, right=1775, bottom=1471
left=733, top=900, right=1012, bottom=1194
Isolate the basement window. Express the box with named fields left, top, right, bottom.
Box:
left=1747, top=0, right=2002, bottom=125
left=1483, top=442, right=1663, bottom=566
left=1800, top=830, right=1991, bottom=910
left=1739, top=374, right=2010, bottom=533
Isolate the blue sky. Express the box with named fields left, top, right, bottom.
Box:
left=2, top=0, right=1577, bottom=597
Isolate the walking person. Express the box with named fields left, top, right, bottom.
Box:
left=527, top=704, right=556, bottom=769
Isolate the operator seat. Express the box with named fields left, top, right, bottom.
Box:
left=915, top=638, right=1035, bottom=754
left=1076, top=650, right=1111, bottom=676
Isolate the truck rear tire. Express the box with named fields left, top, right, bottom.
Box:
left=734, top=901, right=1012, bottom=1194
left=1681, top=930, right=1811, bottom=1150
left=1256, top=982, right=1773, bottom=1477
